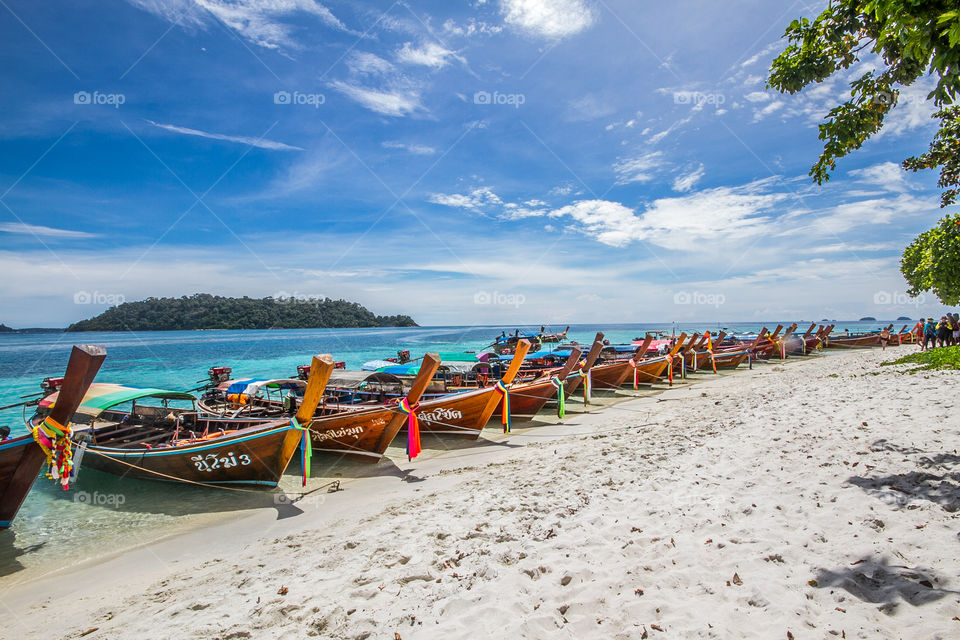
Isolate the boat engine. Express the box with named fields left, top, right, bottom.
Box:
left=40, top=376, right=64, bottom=395
left=207, top=366, right=232, bottom=384
left=0, top=425, right=9, bottom=441
left=296, top=364, right=311, bottom=380
left=396, top=350, right=411, bottom=364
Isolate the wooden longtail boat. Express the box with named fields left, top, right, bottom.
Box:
left=589, top=335, right=654, bottom=390
left=1, top=345, right=106, bottom=528
left=497, top=348, right=582, bottom=421
left=562, top=333, right=605, bottom=400
left=825, top=332, right=882, bottom=348
left=306, top=354, right=440, bottom=463
left=36, top=355, right=334, bottom=487
left=415, top=341, right=531, bottom=437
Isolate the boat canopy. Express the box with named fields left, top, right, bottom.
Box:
left=40, top=383, right=196, bottom=418
left=327, top=371, right=405, bottom=390
left=360, top=359, right=400, bottom=371
left=217, top=378, right=306, bottom=396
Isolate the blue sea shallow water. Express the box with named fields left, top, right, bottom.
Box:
left=0, top=321, right=899, bottom=581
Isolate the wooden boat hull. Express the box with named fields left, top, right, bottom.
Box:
left=589, top=360, right=635, bottom=390
left=308, top=406, right=406, bottom=463
left=81, top=422, right=303, bottom=486
left=712, top=351, right=749, bottom=369
left=630, top=357, right=672, bottom=384
left=416, top=387, right=499, bottom=438
left=0, top=434, right=46, bottom=529
left=826, top=335, right=881, bottom=348
left=495, top=377, right=563, bottom=421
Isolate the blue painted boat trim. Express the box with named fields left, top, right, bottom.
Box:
left=0, top=520, right=11, bottom=528
left=0, top=436, right=32, bottom=452
left=90, top=425, right=293, bottom=457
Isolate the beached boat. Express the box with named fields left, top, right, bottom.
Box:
left=34, top=355, right=334, bottom=487
left=825, top=332, right=882, bottom=348
left=305, top=354, right=440, bottom=463
left=586, top=335, right=654, bottom=391
left=1, top=344, right=106, bottom=528
left=414, top=341, right=531, bottom=437
left=562, top=333, right=605, bottom=400
left=496, top=347, right=583, bottom=421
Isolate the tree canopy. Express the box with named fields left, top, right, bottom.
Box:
left=769, top=1, right=960, bottom=304
left=768, top=1, right=959, bottom=186
left=66, top=294, right=418, bottom=332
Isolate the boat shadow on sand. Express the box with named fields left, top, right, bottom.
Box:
left=0, top=530, right=44, bottom=577
left=812, top=555, right=959, bottom=613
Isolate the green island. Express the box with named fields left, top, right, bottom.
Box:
left=65, top=294, right=417, bottom=331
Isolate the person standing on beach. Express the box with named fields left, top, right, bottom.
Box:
left=952, top=313, right=960, bottom=346
left=923, top=318, right=936, bottom=351
left=936, top=316, right=950, bottom=348
left=880, top=326, right=890, bottom=350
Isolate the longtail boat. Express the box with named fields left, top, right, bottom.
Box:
left=825, top=331, right=882, bottom=348
left=0, top=345, right=105, bottom=529
left=588, top=335, right=654, bottom=390
left=562, top=333, right=605, bottom=400
left=414, top=341, right=531, bottom=437
left=496, top=347, right=582, bottom=421
left=305, top=354, right=440, bottom=463
left=36, top=355, right=334, bottom=487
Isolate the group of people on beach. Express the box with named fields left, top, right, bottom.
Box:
left=917, top=314, right=960, bottom=350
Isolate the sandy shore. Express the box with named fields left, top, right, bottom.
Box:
left=3, top=345, right=959, bottom=639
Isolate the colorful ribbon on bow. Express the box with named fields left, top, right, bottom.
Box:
left=632, top=360, right=640, bottom=389
left=398, top=398, right=421, bottom=461
left=576, top=367, right=591, bottom=404
left=549, top=375, right=565, bottom=418
left=291, top=417, right=311, bottom=486
left=32, top=416, right=73, bottom=489
left=709, top=350, right=718, bottom=373
left=667, top=356, right=674, bottom=386
left=494, top=380, right=511, bottom=433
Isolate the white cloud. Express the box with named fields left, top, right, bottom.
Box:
left=329, top=82, right=422, bottom=117
left=752, top=100, right=784, bottom=122
left=501, top=0, right=595, bottom=39
left=429, top=186, right=503, bottom=211
left=442, top=18, right=503, bottom=37
left=744, top=91, right=771, bottom=103
left=382, top=141, right=437, bottom=155
left=613, top=151, right=663, bottom=184
left=148, top=121, right=302, bottom=150
left=0, top=222, right=98, bottom=239
left=396, top=42, right=458, bottom=69
left=672, top=164, right=705, bottom=192
left=849, top=162, right=912, bottom=192
left=346, top=51, right=394, bottom=76
left=125, top=0, right=354, bottom=49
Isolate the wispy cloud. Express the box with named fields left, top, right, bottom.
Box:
left=148, top=121, right=303, bottom=150
left=672, top=163, right=706, bottom=192
left=124, top=0, right=356, bottom=49
left=328, top=82, right=422, bottom=117
left=382, top=141, right=437, bottom=155
left=613, top=151, right=664, bottom=185
left=396, top=41, right=458, bottom=69
left=0, top=222, right=98, bottom=239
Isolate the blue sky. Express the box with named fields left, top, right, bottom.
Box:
left=0, top=0, right=953, bottom=327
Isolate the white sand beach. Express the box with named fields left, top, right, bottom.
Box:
left=4, top=345, right=959, bottom=639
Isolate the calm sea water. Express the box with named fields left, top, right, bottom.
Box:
left=0, top=321, right=899, bottom=581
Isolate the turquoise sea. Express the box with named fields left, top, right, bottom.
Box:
left=0, top=321, right=900, bottom=581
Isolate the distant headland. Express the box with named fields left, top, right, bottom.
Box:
left=63, top=294, right=418, bottom=332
